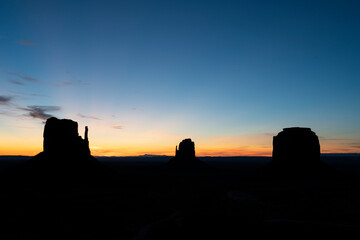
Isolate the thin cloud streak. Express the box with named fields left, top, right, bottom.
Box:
left=0, top=96, right=13, bottom=105
left=28, top=93, right=47, bottom=97
left=0, top=111, right=14, bottom=116
left=9, top=80, right=25, bottom=86
left=8, top=91, right=48, bottom=98
left=112, top=126, right=124, bottom=130
left=78, top=114, right=101, bottom=120
left=3, top=68, right=87, bottom=87
left=0, top=96, right=58, bottom=120
left=52, top=81, right=90, bottom=87
left=319, top=136, right=349, bottom=141
left=61, top=81, right=72, bottom=86
left=79, top=81, right=90, bottom=86
left=20, top=40, right=35, bottom=45
left=19, top=105, right=60, bottom=120
left=18, top=75, right=38, bottom=83
left=2, top=70, right=40, bottom=83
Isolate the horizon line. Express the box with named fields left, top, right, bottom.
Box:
left=0, top=153, right=359, bottom=158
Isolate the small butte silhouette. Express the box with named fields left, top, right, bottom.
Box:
left=168, top=138, right=205, bottom=168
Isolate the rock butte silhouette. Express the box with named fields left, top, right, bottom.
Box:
left=0, top=121, right=356, bottom=239
left=273, top=127, right=320, bottom=164
left=262, top=127, right=338, bottom=179
left=43, top=117, right=91, bottom=157
left=5, top=119, right=339, bottom=185
left=8, top=117, right=118, bottom=187
left=176, top=138, right=196, bottom=158
left=168, top=138, right=205, bottom=167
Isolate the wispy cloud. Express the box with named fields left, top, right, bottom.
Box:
left=0, top=111, right=18, bottom=118
left=112, top=126, right=124, bottom=130
left=17, top=74, right=38, bottom=83
left=8, top=91, right=48, bottom=98
left=0, top=96, right=58, bottom=121
left=318, top=136, right=350, bottom=142
left=20, top=40, right=35, bottom=46
left=2, top=70, right=40, bottom=83
left=0, top=36, right=6, bottom=39
left=0, top=96, right=13, bottom=105
left=53, top=80, right=90, bottom=87
left=29, top=93, right=47, bottom=97
left=78, top=114, right=101, bottom=120
left=20, top=105, right=60, bottom=120
left=79, top=81, right=90, bottom=86
left=61, top=81, right=72, bottom=86
left=9, top=79, right=26, bottom=86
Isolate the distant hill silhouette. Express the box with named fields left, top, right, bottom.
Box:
left=261, top=127, right=340, bottom=179
left=168, top=138, right=206, bottom=168
left=5, top=117, right=119, bottom=187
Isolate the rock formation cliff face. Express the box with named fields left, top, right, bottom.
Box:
left=168, top=138, right=204, bottom=167
left=175, top=138, right=196, bottom=159
left=43, top=117, right=90, bottom=157
left=261, top=127, right=337, bottom=179
left=272, top=127, right=320, bottom=165
left=9, top=117, right=118, bottom=187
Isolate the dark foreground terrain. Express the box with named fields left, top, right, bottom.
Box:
left=0, top=155, right=360, bottom=239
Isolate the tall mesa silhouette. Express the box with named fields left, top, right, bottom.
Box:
left=262, top=127, right=338, bottom=179
left=7, top=117, right=118, bottom=187
left=43, top=117, right=91, bottom=157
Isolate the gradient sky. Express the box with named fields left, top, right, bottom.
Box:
left=1, top=0, right=360, bottom=156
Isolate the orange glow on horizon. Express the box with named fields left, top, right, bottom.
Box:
left=1, top=143, right=274, bottom=157
left=2, top=144, right=358, bottom=157
left=0, top=146, right=41, bottom=156
left=0, top=124, right=358, bottom=157
left=89, top=147, right=273, bottom=157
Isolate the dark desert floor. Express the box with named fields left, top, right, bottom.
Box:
left=0, top=155, right=360, bottom=239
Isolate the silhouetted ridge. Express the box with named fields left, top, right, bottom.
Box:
left=261, top=127, right=339, bottom=179
left=168, top=138, right=205, bottom=168
left=7, top=117, right=119, bottom=187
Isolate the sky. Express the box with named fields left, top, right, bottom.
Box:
left=0, top=0, right=360, bottom=156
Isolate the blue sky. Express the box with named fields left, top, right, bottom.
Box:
left=0, top=0, right=360, bottom=156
